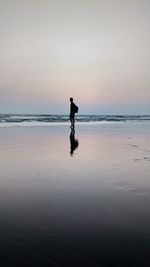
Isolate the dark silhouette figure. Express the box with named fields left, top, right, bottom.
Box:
left=70, top=97, right=78, bottom=129
left=70, top=128, right=79, bottom=156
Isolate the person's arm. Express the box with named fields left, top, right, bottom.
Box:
left=70, top=103, right=74, bottom=113
left=70, top=103, right=72, bottom=114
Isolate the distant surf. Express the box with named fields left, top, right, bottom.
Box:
left=0, top=114, right=150, bottom=127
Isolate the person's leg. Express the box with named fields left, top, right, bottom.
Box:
left=72, top=114, right=75, bottom=128
left=70, top=113, right=75, bottom=128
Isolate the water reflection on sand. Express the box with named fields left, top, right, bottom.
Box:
left=0, top=123, right=150, bottom=267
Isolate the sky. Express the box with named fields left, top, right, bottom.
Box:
left=0, top=0, right=150, bottom=114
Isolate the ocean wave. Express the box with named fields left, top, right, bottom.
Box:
left=0, top=114, right=150, bottom=127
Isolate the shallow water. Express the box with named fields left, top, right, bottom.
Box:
left=0, top=123, right=150, bottom=266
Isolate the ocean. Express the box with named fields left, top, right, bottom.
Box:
left=0, top=114, right=150, bottom=127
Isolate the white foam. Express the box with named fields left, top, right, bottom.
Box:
left=0, top=120, right=127, bottom=128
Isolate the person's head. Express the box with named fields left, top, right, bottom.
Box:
left=70, top=97, right=73, bottom=102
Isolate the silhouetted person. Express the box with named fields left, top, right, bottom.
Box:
left=70, top=97, right=78, bottom=129
left=70, top=128, right=79, bottom=156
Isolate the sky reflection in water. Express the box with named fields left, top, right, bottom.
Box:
left=0, top=124, right=150, bottom=266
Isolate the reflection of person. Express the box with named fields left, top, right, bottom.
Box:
left=70, top=97, right=77, bottom=129
left=70, top=128, right=79, bottom=156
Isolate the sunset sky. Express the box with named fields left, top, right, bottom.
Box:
left=0, top=0, right=150, bottom=114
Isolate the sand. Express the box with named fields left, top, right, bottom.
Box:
left=0, top=122, right=150, bottom=267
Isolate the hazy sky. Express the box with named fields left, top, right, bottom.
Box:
left=0, top=0, right=150, bottom=114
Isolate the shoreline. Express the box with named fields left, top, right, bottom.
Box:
left=1, top=120, right=150, bottom=127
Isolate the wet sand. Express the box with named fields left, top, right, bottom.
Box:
left=0, top=122, right=150, bottom=267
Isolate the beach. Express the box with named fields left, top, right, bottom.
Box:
left=0, top=121, right=150, bottom=267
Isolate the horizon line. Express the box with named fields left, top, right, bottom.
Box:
left=0, top=113, right=150, bottom=116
